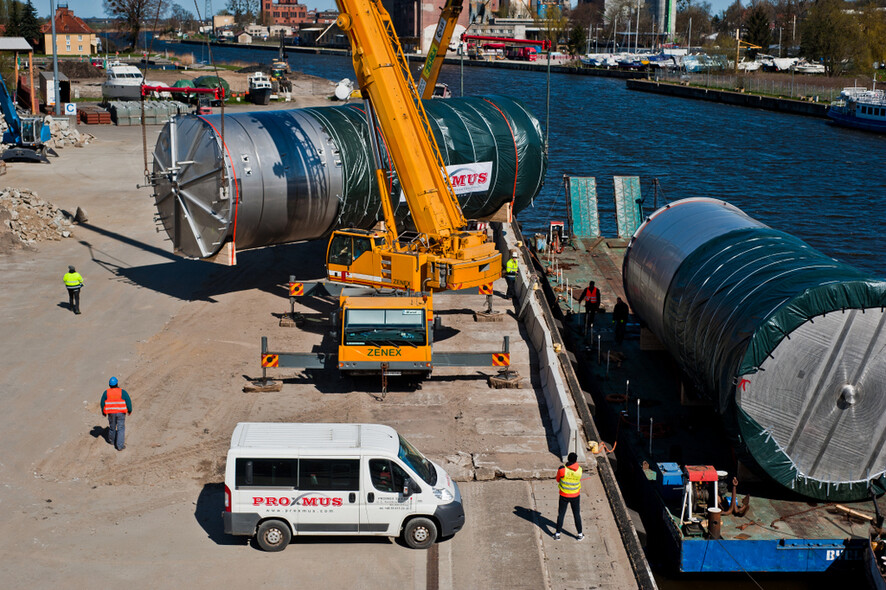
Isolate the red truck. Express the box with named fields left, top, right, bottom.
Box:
left=506, top=46, right=538, bottom=61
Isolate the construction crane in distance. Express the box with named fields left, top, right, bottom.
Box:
left=416, top=0, right=464, bottom=99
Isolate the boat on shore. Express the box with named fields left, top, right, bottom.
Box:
left=828, top=86, right=886, bottom=132
left=247, top=71, right=272, bottom=105
left=102, top=61, right=146, bottom=100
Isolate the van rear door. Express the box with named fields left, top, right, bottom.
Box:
left=363, top=458, right=416, bottom=533
left=295, top=458, right=361, bottom=533
left=233, top=457, right=300, bottom=530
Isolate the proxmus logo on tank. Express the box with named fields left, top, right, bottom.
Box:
left=252, top=496, right=343, bottom=507
left=447, top=162, right=493, bottom=195
left=398, top=161, right=494, bottom=203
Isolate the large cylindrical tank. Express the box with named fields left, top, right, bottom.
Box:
left=150, top=96, right=546, bottom=259
left=623, top=198, right=886, bottom=501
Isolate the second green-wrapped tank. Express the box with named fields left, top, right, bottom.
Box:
left=623, top=197, right=886, bottom=501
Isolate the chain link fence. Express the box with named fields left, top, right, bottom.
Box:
left=649, top=69, right=845, bottom=102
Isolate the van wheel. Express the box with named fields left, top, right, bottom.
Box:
left=256, top=519, right=291, bottom=552
left=403, top=517, right=437, bottom=549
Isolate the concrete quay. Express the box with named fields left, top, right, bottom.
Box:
left=627, top=78, right=830, bottom=118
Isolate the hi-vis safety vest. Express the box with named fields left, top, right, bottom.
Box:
left=63, top=272, right=83, bottom=289
left=583, top=287, right=599, bottom=305
left=104, top=387, right=128, bottom=414
left=506, top=258, right=518, bottom=274
left=558, top=465, right=582, bottom=497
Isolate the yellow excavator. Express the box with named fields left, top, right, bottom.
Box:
left=260, top=0, right=508, bottom=381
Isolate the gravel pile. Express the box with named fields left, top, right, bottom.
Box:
left=44, top=116, right=95, bottom=149
left=0, top=187, right=75, bottom=253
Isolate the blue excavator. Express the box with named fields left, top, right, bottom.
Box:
left=0, top=73, right=54, bottom=163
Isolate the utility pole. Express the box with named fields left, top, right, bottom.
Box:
left=49, top=0, right=60, bottom=115
left=734, top=28, right=740, bottom=75
left=778, top=27, right=782, bottom=58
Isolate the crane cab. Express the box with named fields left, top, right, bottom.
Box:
left=326, top=229, right=426, bottom=291
left=337, top=293, right=434, bottom=375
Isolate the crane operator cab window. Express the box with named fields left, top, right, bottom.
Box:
left=328, top=233, right=374, bottom=267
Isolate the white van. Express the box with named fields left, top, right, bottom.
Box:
left=223, top=422, right=465, bottom=551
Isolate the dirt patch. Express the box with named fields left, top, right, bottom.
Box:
left=54, top=61, right=104, bottom=79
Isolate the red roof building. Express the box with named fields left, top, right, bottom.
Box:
left=40, top=6, right=97, bottom=55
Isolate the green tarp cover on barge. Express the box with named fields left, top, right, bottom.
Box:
left=624, top=198, right=886, bottom=501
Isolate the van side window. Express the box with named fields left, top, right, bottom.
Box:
left=299, top=458, right=360, bottom=491
left=235, top=458, right=298, bottom=488
left=369, top=459, right=408, bottom=493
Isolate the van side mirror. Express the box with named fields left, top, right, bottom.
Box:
left=402, top=478, right=420, bottom=497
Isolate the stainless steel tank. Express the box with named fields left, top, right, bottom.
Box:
left=623, top=198, right=886, bottom=501
left=150, top=96, right=546, bottom=259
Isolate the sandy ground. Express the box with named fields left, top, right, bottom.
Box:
left=0, top=97, right=637, bottom=588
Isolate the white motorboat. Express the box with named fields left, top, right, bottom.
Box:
left=247, top=71, right=272, bottom=105
left=737, top=60, right=761, bottom=72
left=792, top=61, right=825, bottom=75
left=101, top=61, right=145, bottom=100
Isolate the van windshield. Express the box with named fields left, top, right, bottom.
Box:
left=398, top=434, right=437, bottom=486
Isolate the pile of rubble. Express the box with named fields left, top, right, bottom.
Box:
left=0, top=113, right=96, bottom=151
left=0, top=187, right=78, bottom=253
left=45, top=116, right=95, bottom=150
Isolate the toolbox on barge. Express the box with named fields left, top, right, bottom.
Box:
left=532, top=175, right=886, bottom=574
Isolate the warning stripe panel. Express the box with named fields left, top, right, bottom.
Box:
left=492, top=353, right=510, bottom=366
left=479, top=283, right=493, bottom=295
left=289, top=282, right=303, bottom=296
left=261, top=354, right=279, bottom=368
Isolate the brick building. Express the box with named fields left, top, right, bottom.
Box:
left=40, top=6, right=96, bottom=56
left=262, top=0, right=309, bottom=26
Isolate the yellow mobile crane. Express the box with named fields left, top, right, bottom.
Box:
left=260, top=0, right=509, bottom=382
left=327, top=0, right=499, bottom=292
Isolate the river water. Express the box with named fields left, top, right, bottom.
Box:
left=150, top=40, right=881, bottom=588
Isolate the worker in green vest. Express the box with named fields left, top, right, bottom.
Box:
left=505, top=250, right=519, bottom=298
left=62, top=265, right=84, bottom=314
left=554, top=452, right=583, bottom=541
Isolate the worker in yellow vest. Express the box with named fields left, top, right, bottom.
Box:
left=554, top=452, right=583, bottom=540
left=62, top=265, right=84, bottom=314
left=505, top=251, right=519, bottom=298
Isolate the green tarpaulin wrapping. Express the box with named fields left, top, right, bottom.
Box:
left=624, top=198, right=886, bottom=501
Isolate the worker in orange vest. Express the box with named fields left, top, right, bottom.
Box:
left=554, top=452, right=583, bottom=541
left=100, top=376, right=132, bottom=451
left=578, top=280, right=601, bottom=335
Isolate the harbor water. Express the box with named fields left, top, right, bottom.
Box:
left=151, top=40, right=884, bottom=588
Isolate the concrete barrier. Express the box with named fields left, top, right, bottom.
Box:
left=498, top=224, right=584, bottom=461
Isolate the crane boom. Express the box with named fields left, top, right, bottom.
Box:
left=416, top=0, right=464, bottom=100
left=329, top=0, right=500, bottom=292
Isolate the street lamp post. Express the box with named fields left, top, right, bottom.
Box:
left=49, top=0, right=61, bottom=115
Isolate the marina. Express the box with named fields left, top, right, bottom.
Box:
left=2, top=31, right=886, bottom=590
